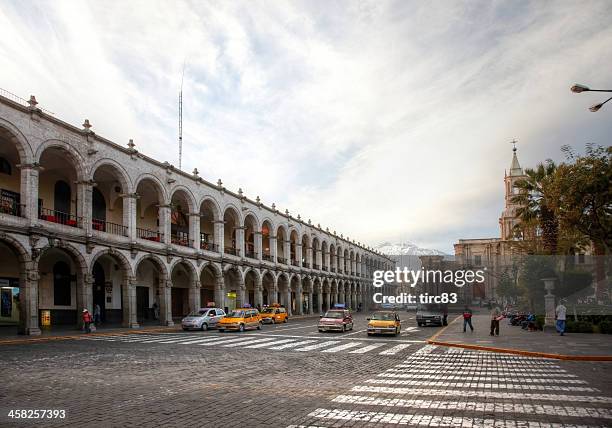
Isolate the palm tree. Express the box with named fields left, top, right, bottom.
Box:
left=511, top=160, right=559, bottom=255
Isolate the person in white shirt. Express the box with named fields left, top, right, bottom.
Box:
left=555, top=299, right=567, bottom=336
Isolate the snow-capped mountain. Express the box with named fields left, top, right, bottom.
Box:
left=374, top=241, right=448, bottom=256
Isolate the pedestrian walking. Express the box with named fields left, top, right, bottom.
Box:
left=94, top=303, right=101, bottom=325
left=82, top=309, right=93, bottom=334
left=490, top=306, right=502, bottom=336
left=462, top=305, right=474, bottom=332
left=152, top=301, right=159, bottom=320
left=556, top=299, right=567, bottom=336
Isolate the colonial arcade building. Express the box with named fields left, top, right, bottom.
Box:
left=0, top=93, right=392, bottom=335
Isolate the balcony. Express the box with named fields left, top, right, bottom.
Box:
left=331, top=267, right=336, bottom=273
left=92, top=219, right=127, bottom=236
left=0, top=192, right=24, bottom=217
left=322, top=266, right=328, bottom=272
left=245, top=250, right=258, bottom=259
left=277, top=257, right=287, bottom=265
left=39, top=207, right=81, bottom=228
left=137, top=227, right=164, bottom=242
left=262, top=252, right=272, bottom=262
left=171, top=232, right=191, bottom=247
left=224, top=246, right=240, bottom=256
left=302, top=262, right=310, bottom=269
left=312, top=263, right=320, bottom=270
left=200, top=241, right=219, bottom=252
left=291, top=259, right=299, bottom=266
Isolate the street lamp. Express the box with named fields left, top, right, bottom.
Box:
left=570, top=83, right=612, bottom=112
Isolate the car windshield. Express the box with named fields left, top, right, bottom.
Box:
left=261, top=308, right=274, bottom=314
left=228, top=310, right=245, bottom=318
left=419, top=303, right=442, bottom=312
left=371, top=312, right=394, bottom=320
left=324, top=311, right=344, bottom=319
left=188, top=310, right=208, bottom=316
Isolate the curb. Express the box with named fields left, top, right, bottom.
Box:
left=426, top=339, right=612, bottom=361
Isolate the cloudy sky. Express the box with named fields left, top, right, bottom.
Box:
left=1, top=0, right=611, bottom=252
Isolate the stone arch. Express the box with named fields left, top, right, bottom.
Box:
left=0, top=118, right=34, bottom=164
left=90, top=248, right=133, bottom=278
left=134, top=253, right=168, bottom=279
left=169, top=186, right=197, bottom=213
left=244, top=213, right=259, bottom=258
left=90, top=158, right=132, bottom=194
left=36, top=139, right=86, bottom=181
left=223, top=264, right=244, bottom=310
left=199, top=196, right=222, bottom=221
left=134, top=173, right=167, bottom=204
left=261, top=269, right=276, bottom=305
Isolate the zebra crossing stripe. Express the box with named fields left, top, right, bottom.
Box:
left=197, top=337, right=252, bottom=346
left=306, top=408, right=597, bottom=427
left=392, top=365, right=568, bottom=374
left=349, top=343, right=385, bottom=354
left=379, top=372, right=586, bottom=384
left=295, top=341, right=341, bottom=352
left=364, top=378, right=598, bottom=392
left=321, top=342, right=363, bottom=353
left=245, top=338, right=298, bottom=349
left=350, top=385, right=612, bottom=404
left=379, top=344, right=411, bottom=355
left=401, top=358, right=559, bottom=367
left=178, top=336, right=227, bottom=345
left=331, top=395, right=612, bottom=419
left=222, top=337, right=278, bottom=347
left=268, top=340, right=317, bottom=350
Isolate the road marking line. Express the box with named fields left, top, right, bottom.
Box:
left=342, top=329, right=368, bottom=336
left=389, top=367, right=573, bottom=376
left=363, top=378, right=598, bottom=392
left=247, top=332, right=424, bottom=343
left=350, top=386, right=612, bottom=404
left=379, top=372, right=586, bottom=384
left=395, top=361, right=562, bottom=368
left=221, top=337, right=278, bottom=347
left=403, top=357, right=559, bottom=365
left=197, top=337, right=252, bottom=346
left=321, top=342, right=363, bottom=353
left=245, top=338, right=298, bottom=348
left=349, top=343, right=385, bottom=354
left=331, top=395, right=612, bottom=419
left=379, top=344, right=411, bottom=355
left=267, top=325, right=317, bottom=332
left=179, top=336, right=232, bottom=345
left=307, top=408, right=598, bottom=426
left=268, top=340, right=317, bottom=350
left=295, top=341, right=341, bottom=352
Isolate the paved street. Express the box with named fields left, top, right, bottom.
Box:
left=1, top=313, right=611, bottom=427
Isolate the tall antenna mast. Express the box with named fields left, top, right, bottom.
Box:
left=178, top=62, right=185, bottom=170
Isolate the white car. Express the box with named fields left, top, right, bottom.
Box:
left=181, top=307, right=225, bottom=331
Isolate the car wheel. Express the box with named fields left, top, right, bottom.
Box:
left=271, top=318, right=275, bottom=324
left=257, top=322, right=262, bottom=330
left=239, top=324, right=245, bottom=332
left=318, top=329, right=324, bottom=332
left=182, top=327, right=188, bottom=331
left=395, top=327, right=400, bottom=336
left=201, top=323, right=208, bottom=331
left=284, top=317, right=288, bottom=323
left=343, top=324, right=346, bottom=332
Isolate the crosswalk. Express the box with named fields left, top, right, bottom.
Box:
left=287, top=345, right=612, bottom=427
left=78, top=333, right=416, bottom=356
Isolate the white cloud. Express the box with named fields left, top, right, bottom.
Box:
left=1, top=0, right=611, bottom=253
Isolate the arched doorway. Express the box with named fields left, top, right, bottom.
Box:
left=223, top=207, right=240, bottom=256
left=199, top=199, right=219, bottom=252
left=262, top=271, right=275, bottom=305
left=0, top=128, right=23, bottom=217
left=135, top=257, right=168, bottom=325
left=92, top=262, right=106, bottom=323
left=223, top=267, right=242, bottom=311
left=200, top=264, right=218, bottom=307
left=135, top=178, right=164, bottom=242
left=0, top=240, right=23, bottom=329
left=91, top=163, right=128, bottom=235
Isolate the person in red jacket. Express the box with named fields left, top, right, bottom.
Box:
left=462, top=305, right=474, bottom=332
left=82, top=309, right=93, bottom=334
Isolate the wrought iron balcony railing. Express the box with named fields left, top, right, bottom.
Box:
left=39, top=207, right=81, bottom=228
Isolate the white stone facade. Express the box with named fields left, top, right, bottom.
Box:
left=0, top=94, right=392, bottom=334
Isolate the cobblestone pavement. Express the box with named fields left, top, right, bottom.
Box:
left=1, top=314, right=611, bottom=427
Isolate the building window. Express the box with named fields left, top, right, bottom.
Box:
left=0, top=157, right=11, bottom=175
left=474, top=255, right=482, bottom=266
left=53, top=262, right=71, bottom=306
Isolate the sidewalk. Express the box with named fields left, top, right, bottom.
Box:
left=429, top=314, right=612, bottom=361
left=0, top=313, right=322, bottom=345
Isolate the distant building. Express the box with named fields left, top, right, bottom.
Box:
left=453, top=146, right=526, bottom=301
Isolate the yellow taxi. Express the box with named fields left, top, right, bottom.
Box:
left=259, top=304, right=288, bottom=324
left=367, top=311, right=401, bottom=336
left=217, top=307, right=262, bottom=332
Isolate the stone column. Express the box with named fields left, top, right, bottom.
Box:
left=543, top=278, right=556, bottom=328
left=158, top=205, right=172, bottom=245
left=76, top=273, right=94, bottom=329
left=189, top=213, right=201, bottom=249
left=20, top=267, right=41, bottom=335
left=297, top=244, right=303, bottom=267
left=159, top=279, right=174, bottom=326
left=189, top=279, right=201, bottom=313
left=77, top=181, right=94, bottom=233
left=20, top=164, right=40, bottom=225
left=284, top=239, right=291, bottom=263
left=286, top=289, right=292, bottom=315
left=295, top=284, right=303, bottom=315
left=325, top=291, right=331, bottom=312
left=317, top=288, right=323, bottom=314
left=306, top=246, right=313, bottom=268
left=123, top=193, right=138, bottom=240
left=214, top=221, right=224, bottom=253
left=255, top=275, right=263, bottom=309
left=254, top=231, right=263, bottom=261
left=270, top=235, right=278, bottom=262
left=324, top=251, right=330, bottom=270
left=215, top=276, right=225, bottom=310
left=236, top=278, right=245, bottom=308
left=236, top=226, right=245, bottom=257
left=308, top=291, right=313, bottom=314
left=123, top=277, right=139, bottom=328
